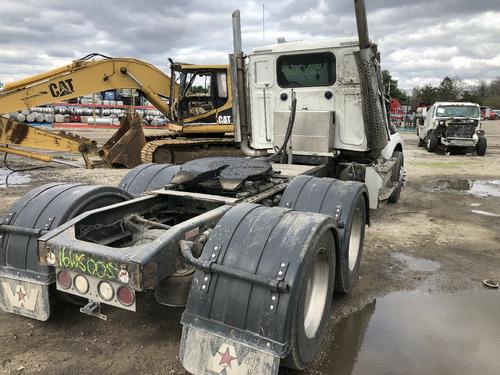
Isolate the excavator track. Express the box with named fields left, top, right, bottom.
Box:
left=141, top=137, right=240, bottom=164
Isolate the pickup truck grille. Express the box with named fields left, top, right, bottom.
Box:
left=445, top=122, right=475, bottom=138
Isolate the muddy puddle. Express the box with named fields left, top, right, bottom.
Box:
left=425, top=178, right=500, bottom=198
left=309, top=290, right=500, bottom=375
left=391, top=252, right=441, bottom=272
left=0, top=168, right=32, bottom=186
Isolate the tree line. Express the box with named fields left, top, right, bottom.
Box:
left=382, top=70, right=500, bottom=109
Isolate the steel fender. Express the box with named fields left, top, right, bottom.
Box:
left=278, top=175, right=369, bottom=293
left=381, top=132, right=404, bottom=160
left=118, top=163, right=180, bottom=196
left=0, top=183, right=131, bottom=320
left=180, top=203, right=338, bottom=373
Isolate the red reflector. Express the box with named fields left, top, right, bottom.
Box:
left=117, top=287, right=134, bottom=306
left=57, top=270, right=71, bottom=289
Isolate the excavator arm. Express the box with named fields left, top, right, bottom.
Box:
left=0, top=54, right=178, bottom=116
left=0, top=54, right=180, bottom=168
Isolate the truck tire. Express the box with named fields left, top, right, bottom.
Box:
left=118, top=163, right=180, bottom=196
left=426, top=132, right=438, bottom=153
left=0, top=184, right=132, bottom=317
left=278, top=176, right=368, bottom=294
left=282, top=226, right=336, bottom=370
left=417, top=136, right=425, bottom=147
left=388, top=151, right=404, bottom=204
left=476, top=137, right=487, bottom=156
left=181, top=203, right=337, bottom=371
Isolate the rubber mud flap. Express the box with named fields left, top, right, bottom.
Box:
left=118, top=163, right=180, bottom=196
left=179, top=203, right=338, bottom=374
left=180, top=326, right=280, bottom=374
left=0, top=183, right=131, bottom=320
left=279, top=175, right=369, bottom=293
left=0, top=275, right=51, bottom=321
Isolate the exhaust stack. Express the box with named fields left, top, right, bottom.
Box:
left=230, top=10, right=267, bottom=157
left=354, top=0, right=370, bottom=50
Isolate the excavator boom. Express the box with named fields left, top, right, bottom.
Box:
left=0, top=54, right=177, bottom=116
left=0, top=55, right=177, bottom=168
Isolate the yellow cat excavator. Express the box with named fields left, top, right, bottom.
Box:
left=0, top=53, right=236, bottom=168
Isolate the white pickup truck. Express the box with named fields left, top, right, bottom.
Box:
left=417, top=102, right=487, bottom=156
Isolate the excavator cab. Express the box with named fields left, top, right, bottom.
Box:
left=168, top=63, right=233, bottom=134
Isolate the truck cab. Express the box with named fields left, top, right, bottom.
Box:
left=417, top=102, right=487, bottom=155
left=247, top=37, right=368, bottom=155
left=240, top=37, right=404, bottom=209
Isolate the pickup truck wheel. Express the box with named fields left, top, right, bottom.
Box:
left=388, top=151, right=404, bottom=204
left=278, top=176, right=368, bottom=294
left=426, top=133, right=438, bottom=153
left=118, top=163, right=180, bottom=196
left=476, top=137, right=487, bottom=156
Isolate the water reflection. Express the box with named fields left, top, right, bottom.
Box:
left=305, top=290, right=500, bottom=375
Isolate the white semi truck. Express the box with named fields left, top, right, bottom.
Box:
left=0, top=1, right=404, bottom=373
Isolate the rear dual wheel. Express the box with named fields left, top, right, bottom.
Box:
left=3, top=184, right=132, bottom=308
left=184, top=204, right=337, bottom=371
left=279, top=176, right=368, bottom=294
left=118, top=163, right=180, bottom=196
left=283, top=228, right=335, bottom=370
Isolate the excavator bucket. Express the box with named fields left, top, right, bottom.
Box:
left=98, top=113, right=147, bottom=168
left=0, top=116, right=97, bottom=167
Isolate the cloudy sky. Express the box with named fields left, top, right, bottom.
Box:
left=0, top=0, right=499, bottom=90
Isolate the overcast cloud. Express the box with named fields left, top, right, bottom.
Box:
left=0, top=0, right=499, bottom=90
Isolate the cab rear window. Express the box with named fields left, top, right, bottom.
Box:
left=277, top=52, right=336, bottom=88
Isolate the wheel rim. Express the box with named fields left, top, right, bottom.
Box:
left=303, top=247, right=329, bottom=339
left=348, top=208, right=363, bottom=271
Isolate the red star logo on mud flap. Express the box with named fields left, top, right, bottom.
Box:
left=218, top=347, right=236, bottom=368
left=17, top=288, right=27, bottom=304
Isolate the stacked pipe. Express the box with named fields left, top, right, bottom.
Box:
left=7, top=105, right=167, bottom=126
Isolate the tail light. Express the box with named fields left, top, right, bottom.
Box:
left=57, top=270, right=71, bottom=289
left=74, top=275, right=89, bottom=294
left=117, top=287, right=134, bottom=306
left=98, top=281, right=114, bottom=301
